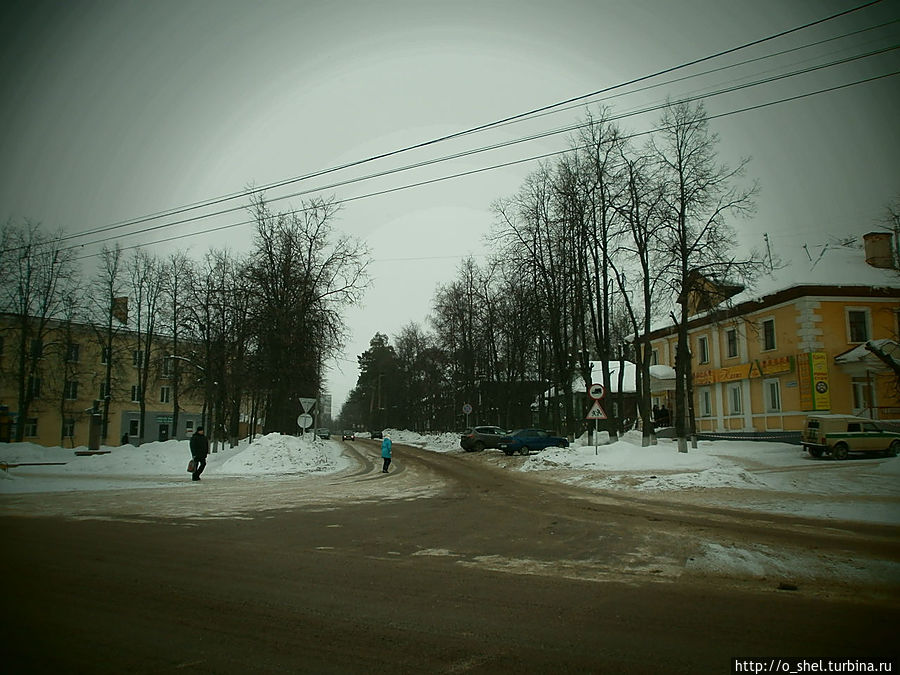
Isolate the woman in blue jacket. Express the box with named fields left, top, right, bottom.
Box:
left=381, top=433, right=392, bottom=473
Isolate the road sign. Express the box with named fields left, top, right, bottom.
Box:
left=297, top=413, right=313, bottom=429
left=588, top=383, right=606, bottom=400
left=585, top=400, right=607, bottom=420
left=462, top=403, right=473, bottom=415
left=299, top=398, right=317, bottom=413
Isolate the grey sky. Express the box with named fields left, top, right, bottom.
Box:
left=2, top=0, right=898, bottom=411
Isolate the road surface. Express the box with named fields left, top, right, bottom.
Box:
left=2, top=439, right=898, bottom=673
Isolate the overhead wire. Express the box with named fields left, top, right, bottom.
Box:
left=36, top=0, right=887, bottom=248
left=63, top=40, right=898, bottom=253
left=71, top=67, right=900, bottom=262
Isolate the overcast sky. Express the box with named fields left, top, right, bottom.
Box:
left=2, top=0, right=898, bottom=413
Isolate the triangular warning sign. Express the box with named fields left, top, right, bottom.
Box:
left=585, top=400, right=607, bottom=420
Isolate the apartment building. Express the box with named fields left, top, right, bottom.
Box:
left=0, top=315, right=205, bottom=448
left=646, top=233, right=900, bottom=434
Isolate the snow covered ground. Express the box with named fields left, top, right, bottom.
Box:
left=0, top=433, right=352, bottom=495
left=2, top=429, right=898, bottom=526
left=385, top=428, right=900, bottom=525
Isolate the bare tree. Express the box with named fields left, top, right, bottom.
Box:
left=246, top=194, right=369, bottom=433
left=161, top=252, right=194, bottom=438
left=610, top=136, right=669, bottom=445
left=89, top=244, right=128, bottom=442
left=0, top=220, right=79, bottom=441
left=653, top=101, right=759, bottom=452
left=127, top=249, right=165, bottom=443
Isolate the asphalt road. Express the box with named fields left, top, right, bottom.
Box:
left=2, top=440, right=898, bottom=673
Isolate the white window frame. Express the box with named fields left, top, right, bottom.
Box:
left=727, top=383, right=742, bottom=415
left=764, top=378, right=781, bottom=413
left=101, top=347, right=110, bottom=365
left=132, top=350, right=145, bottom=368
left=160, top=386, right=170, bottom=404
left=131, top=385, right=142, bottom=403
left=63, top=419, right=75, bottom=437
left=128, top=419, right=140, bottom=437
left=697, top=335, right=709, bottom=365
left=24, top=418, right=38, bottom=437
left=64, top=380, right=79, bottom=400
left=699, top=388, right=712, bottom=417
left=725, top=328, right=739, bottom=359
left=845, top=308, right=870, bottom=344
left=761, top=317, right=776, bottom=352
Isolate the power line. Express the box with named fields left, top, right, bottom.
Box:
left=64, top=44, right=898, bottom=254
left=72, top=68, right=900, bottom=261
left=45, top=0, right=887, bottom=247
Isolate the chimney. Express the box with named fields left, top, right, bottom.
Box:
left=863, top=232, right=895, bottom=269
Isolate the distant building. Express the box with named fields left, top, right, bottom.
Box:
left=645, top=233, right=900, bottom=434
left=0, top=314, right=205, bottom=447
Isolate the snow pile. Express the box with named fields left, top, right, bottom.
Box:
left=383, top=429, right=460, bottom=453
left=218, top=433, right=350, bottom=475
left=0, top=433, right=349, bottom=493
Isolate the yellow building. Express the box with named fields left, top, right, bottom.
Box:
left=0, top=315, right=205, bottom=448
left=646, top=233, right=900, bottom=434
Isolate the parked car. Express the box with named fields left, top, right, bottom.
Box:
left=802, top=414, right=900, bottom=459
left=460, top=426, right=507, bottom=452
left=341, top=430, right=356, bottom=441
left=316, top=428, right=331, bottom=440
left=370, top=430, right=383, bottom=440
left=497, top=429, right=569, bottom=455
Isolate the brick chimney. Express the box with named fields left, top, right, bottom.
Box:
left=863, top=231, right=895, bottom=269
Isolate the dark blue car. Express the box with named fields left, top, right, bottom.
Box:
left=498, top=428, right=569, bottom=455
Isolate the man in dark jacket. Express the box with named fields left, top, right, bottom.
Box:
left=190, top=426, right=209, bottom=481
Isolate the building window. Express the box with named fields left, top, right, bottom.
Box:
left=162, top=357, right=173, bottom=377
left=132, top=350, right=145, bottom=368
left=63, top=419, right=75, bottom=437
left=99, top=382, right=109, bottom=400
left=129, top=419, right=140, bottom=437
left=131, top=385, right=142, bottom=402
left=28, top=376, right=42, bottom=399
left=101, top=347, right=110, bottom=364
left=64, top=380, right=79, bottom=400
left=728, top=383, right=742, bottom=415
left=66, top=342, right=80, bottom=363
left=847, top=309, right=870, bottom=343
left=697, top=335, right=709, bottom=364
left=185, top=420, right=194, bottom=434
left=699, top=388, right=712, bottom=417
left=160, top=386, right=171, bottom=403
left=651, top=349, right=659, bottom=366
left=726, top=328, right=738, bottom=359
left=24, top=418, right=38, bottom=437
left=31, top=339, right=43, bottom=359
left=762, top=319, right=776, bottom=351
left=764, top=378, right=781, bottom=412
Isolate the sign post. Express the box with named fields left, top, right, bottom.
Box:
left=585, top=384, right=608, bottom=455
left=462, top=403, right=473, bottom=429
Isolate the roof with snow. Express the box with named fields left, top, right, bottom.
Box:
left=648, top=240, right=899, bottom=337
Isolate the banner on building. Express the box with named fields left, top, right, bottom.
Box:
left=798, top=351, right=830, bottom=411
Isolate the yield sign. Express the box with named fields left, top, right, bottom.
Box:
left=299, top=397, right=317, bottom=413
left=585, top=400, right=607, bottom=420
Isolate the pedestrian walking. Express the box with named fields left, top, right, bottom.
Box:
left=190, top=426, right=209, bottom=481
left=381, top=433, right=392, bottom=473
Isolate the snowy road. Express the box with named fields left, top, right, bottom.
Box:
left=3, top=437, right=899, bottom=672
